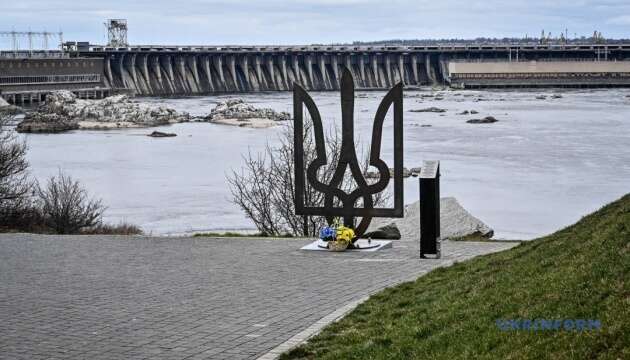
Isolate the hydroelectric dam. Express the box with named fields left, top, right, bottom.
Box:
left=76, top=43, right=630, bottom=95
left=4, top=43, right=630, bottom=103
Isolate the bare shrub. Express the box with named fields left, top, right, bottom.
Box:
left=0, top=114, right=31, bottom=208
left=0, top=203, right=48, bottom=233
left=0, top=114, right=37, bottom=231
left=0, top=114, right=141, bottom=234
left=227, top=122, right=388, bottom=237
left=37, top=171, right=106, bottom=234
left=80, top=222, right=143, bottom=235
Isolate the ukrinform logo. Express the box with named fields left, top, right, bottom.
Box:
left=496, top=319, right=602, bottom=331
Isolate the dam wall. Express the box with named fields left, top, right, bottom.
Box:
left=0, top=57, right=110, bottom=105
left=50, top=43, right=630, bottom=94
left=449, top=61, right=630, bottom=88
left=94, top=51, right=447, bottom=95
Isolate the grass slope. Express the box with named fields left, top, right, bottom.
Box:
left=282, top=195, right=630, bottom=359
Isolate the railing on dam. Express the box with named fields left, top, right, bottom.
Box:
left=0, top=51, right=70, bottom=59
left=451, top=72, right=630, bottom=80
left=0, top=74, right=101, bottom=86
left=81, top=43, right=630, bottom=54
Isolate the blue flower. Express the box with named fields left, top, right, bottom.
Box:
left=319, top=226, right=336, bottom=241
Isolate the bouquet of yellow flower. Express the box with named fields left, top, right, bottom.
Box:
left=335, top=226, right=355, bottom=245
left=326, top=221, right=356, bottom=252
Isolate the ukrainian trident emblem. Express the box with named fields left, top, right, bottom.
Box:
left=293, top=67, right=404, bottom=237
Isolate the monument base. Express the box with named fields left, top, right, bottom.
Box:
left=301, top=239, right=393, bottom=252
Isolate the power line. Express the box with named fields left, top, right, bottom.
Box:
left=0, top=30, right=64, bottom=53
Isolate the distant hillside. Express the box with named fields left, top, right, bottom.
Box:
left=331, top=37, right=630, bottom=46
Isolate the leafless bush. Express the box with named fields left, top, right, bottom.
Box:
left=0, top=114, right=141, bottom=234
left=0, top=114, right=34, bottom=227
left=80, top=222, right=143, bottom=235
left=37, top=171, right=106, bottom=234
left=0, top=203, right=48, bottom=233
left=228, top=122, right=388, bottom=237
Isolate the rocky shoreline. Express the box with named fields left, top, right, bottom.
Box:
left=0, top=97, right=23, bottom=117
left=14, top=91, right=291, bottom=133
left=204, top=99, right=290, bottom=128
left=16, top=91, right=193, bottom=133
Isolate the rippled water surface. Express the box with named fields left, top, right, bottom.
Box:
left=22, top=88, right=630, bottom=239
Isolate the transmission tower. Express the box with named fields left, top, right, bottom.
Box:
left=106, top=19, right=128, bottom=47
left=0, top=30, right=63, bottom=54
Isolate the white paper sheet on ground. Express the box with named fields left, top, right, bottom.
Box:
left=300, top=239, right=393, bottom=252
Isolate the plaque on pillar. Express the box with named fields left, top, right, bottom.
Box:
left=419, top=160, right=440, bottom=258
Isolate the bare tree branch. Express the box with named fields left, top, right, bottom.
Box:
left=227, top=120, right=389, bottom=237
left=0, top=114, right=34, bottom=227
left=37, top=170, right=106, bottom=234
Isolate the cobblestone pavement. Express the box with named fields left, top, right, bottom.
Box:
left=0, top=234, right=517, bottom=359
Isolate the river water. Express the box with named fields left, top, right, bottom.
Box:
left=21, top=88, right=630, bottom=239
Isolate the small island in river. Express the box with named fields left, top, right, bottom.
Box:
left=15, top=91, right=291, bottom=133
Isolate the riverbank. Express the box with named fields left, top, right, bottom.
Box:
left=281, top=193, right=630, bottom=359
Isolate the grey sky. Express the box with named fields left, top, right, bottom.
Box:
left=1, top=0, right=629, bottom=46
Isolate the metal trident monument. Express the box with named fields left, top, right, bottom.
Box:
left=293, top=67, right=404, bottom=236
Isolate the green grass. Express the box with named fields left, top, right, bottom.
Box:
left=282, top=194, right=630, bottom=359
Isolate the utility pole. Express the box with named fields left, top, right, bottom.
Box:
left=28, top=30, right=33, bottom=55
left=12, top=30, right=17, bottom=54
left=43, top=31, right=49, bottom=52
left=59, top=31, right=64, bottom=54
left=1, top=30, right=64, bottom=56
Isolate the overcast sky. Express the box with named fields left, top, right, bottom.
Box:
left=1, top=0, right=630, bottom=47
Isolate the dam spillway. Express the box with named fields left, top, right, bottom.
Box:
left=3, top=43, right=630, bottom=101
left=95, top=50, right=443, bottom=95
left=74, top=43, right=630, bottom=95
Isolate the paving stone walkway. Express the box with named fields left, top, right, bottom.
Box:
left=0, top=234, right=517, bottom=360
